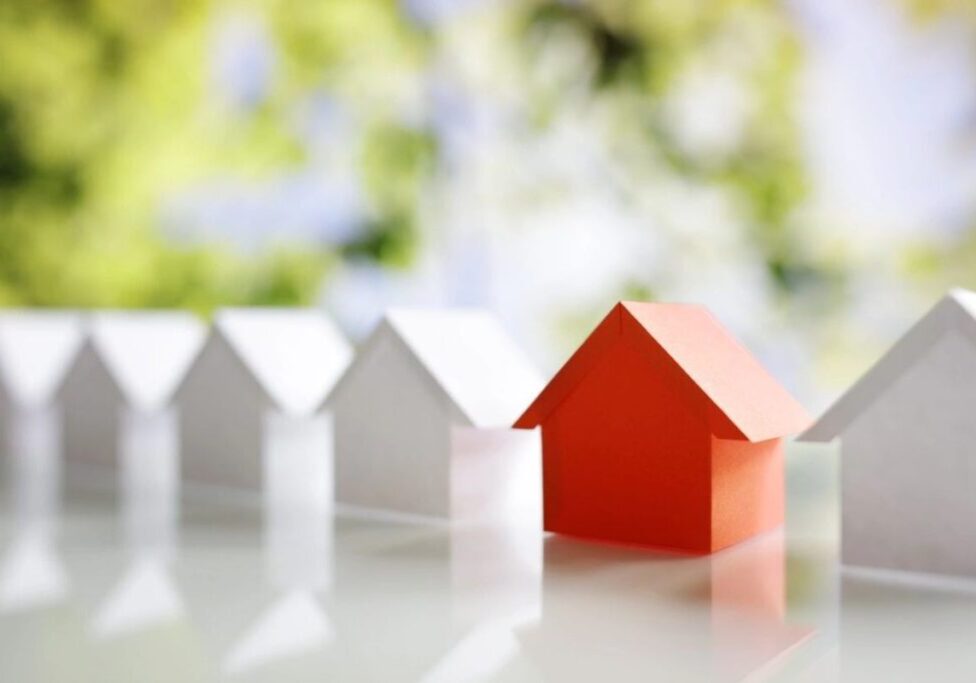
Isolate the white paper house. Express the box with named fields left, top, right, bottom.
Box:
left=175, top=308, right=353, bottom=496
left=59, top=312, right=206, bottom=478
left=801, top=289, right=976, bottom=579
left=325, top=309, right=544, bottom=521
left=0, top=311, right=85, bottom=469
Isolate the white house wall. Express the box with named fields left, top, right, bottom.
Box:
left=263, top=412, right=333, bottom=528
left=0, top=312, right=84, bottom=409
left=119, top=407, right=178, bottom=558
left=842, top=329, right=976, bottom=577
left=0, top=311, right=83, bottom=466
left=179, top=334, right=267, bottom=490
left=61, top=342, right=124, bottom=469
left=4, top=402, right=61, bottom=529
left=449, top=427, right=542, bottom=525
left=332, top=329, right=453, bottom=518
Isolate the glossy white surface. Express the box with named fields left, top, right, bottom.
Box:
left=1, top=443, right=975, bottom=682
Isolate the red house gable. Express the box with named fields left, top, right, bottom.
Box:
left=516, top=302, right=810, bottom=440
left=515, top=302, right=811, bottom=553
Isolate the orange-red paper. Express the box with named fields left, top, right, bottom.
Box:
left=515, top=302, right=810, bottom=554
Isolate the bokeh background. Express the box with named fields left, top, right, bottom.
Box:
left=2, top=0, right=975, bottom=409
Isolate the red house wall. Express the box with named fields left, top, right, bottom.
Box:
left=710, top=437, right=784, bottom=552
left=540, top=336, right=713, bottom=553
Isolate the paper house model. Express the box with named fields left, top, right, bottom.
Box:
left=176, top=308, right=352, bottom=492
left=326, top=309, right=544, bottom=520
left=801, top=289, right=976, bottom=578
left=59, top=311, right=206, bottom=473
left=514, top=302, right=810, bottom=554
left=0, top=311, right=85, bottom=466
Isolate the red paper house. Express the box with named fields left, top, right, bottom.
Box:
left=514, top=302, right=810, bottom=554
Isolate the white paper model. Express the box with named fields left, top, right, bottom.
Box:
left=325, top=309, right=544, bottom=520
left=801, top=288, right=976, bottom=579
left=0, top=311, right=85, bottom=467
left=175, top=308, right=353, bottom=495
left=59, top=312, right=206, bottom=477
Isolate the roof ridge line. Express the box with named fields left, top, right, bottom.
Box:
left=323, top=316, right=476, bottom=426
left=514, top=303, right=628, bottom=428
left=801, top=293, right=967, bottom=442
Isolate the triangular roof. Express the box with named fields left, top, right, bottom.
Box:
left=327, top=308, right=544, bottom=429
left=802, top=288, right=976, bottom=442
left=213, top=308, right=353, bottom=416
left=88, top=311, right=207, bottom=412
left=515, top=302, right=810, bottom=442
left=0, top=311, right=85, bottom=408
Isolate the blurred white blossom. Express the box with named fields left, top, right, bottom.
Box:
left=211, top=12, right=276, bottom=111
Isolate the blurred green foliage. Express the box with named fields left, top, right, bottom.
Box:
left=349, top=122, right=436, bottom=267
left=521, top=0, right=824, bottom=300
left=906, top=0, right=976, bottom=19
left=0, top=0, right=428, bottom=312
left=0, top=0, right=815, bottom=313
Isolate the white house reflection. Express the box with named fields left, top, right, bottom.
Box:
left=222, top=589, right=334, bottom=675
left=838, top=572, right=976, bottom=680
left=90, top=420, right=184, bottom=639
left=220, top=442, right=335, bottom=676
left=352, top=426, right=545, bottom=683
left=0, top=529, right=68, bottom=613
left=0, top=413, right=68, bottom=613
left=90, top=558, right=184, bottom=638
left=411, top=519, right=542, bottom=683
left=419, top=607, right=537, bottom=683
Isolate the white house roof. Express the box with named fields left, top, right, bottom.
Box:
left=214, top=308, right=353, bottom=416
left=0, top=311, right=85, bottom=408
left=802, top=289, right=976, bottom=442
left=88, top=311, right=207, bottom=412
left=337, top=309, right=544, bottom=429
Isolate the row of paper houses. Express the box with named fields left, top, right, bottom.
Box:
left=1, top=290, right=975, bottom=581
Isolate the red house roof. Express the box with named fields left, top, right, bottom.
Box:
left=514, top=302, right=811, bottom=442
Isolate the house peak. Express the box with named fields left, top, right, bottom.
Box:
left=330, top=308, right=543, bottom=428
left=88, top=311, right=206, bottom=412
left=0, top=311, right=85, bottom=408
left=802, top=288, right=976, bottom=442
left=948, top=287, right=976, bottom=318
left=516, top=301, right=810, bottom=442
left=214, top=308, right=352, bottom=416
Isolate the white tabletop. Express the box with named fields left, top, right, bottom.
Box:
left=0, top=443, right=974, bottom=682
